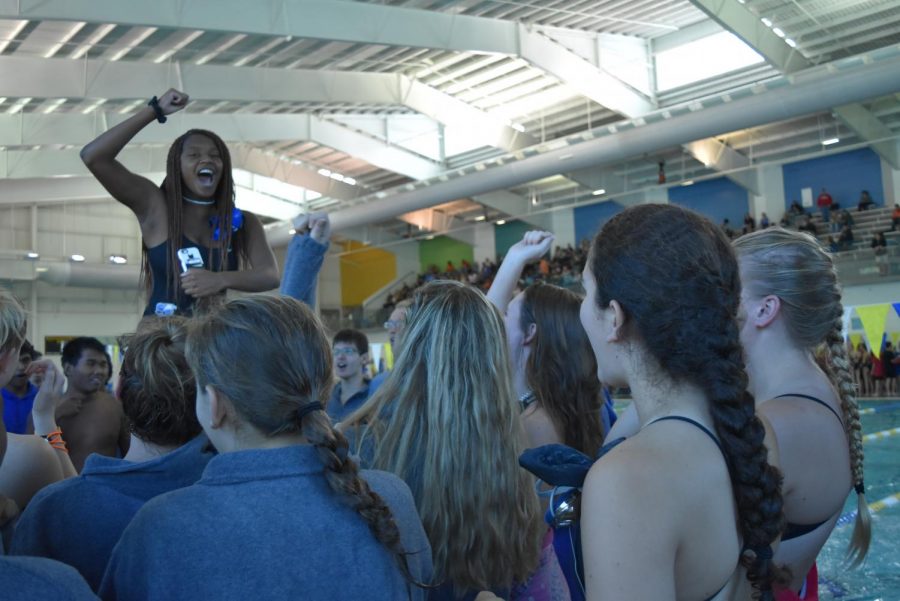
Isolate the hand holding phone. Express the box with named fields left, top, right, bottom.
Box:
left=177, top=247, right=204, bottom=273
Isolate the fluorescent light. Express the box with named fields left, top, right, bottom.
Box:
left=496, top=219, right=507, bottom=225
left=343, top=177, right=356, bottom=186
left=329, top=172, right=344, bottom=182
left=823, top=138, right=840, bottom=146
left=70, top=254, right=86, bottom=262
left=592, top=189, right=606, bottom=196
left=511, top=122, right=526, bottom=133
left=317, top=168, right=332, bottom=177
left=25, top=251, right=40, bottom=260
left=289, top=228, right=297, bottom=235
left=761, top=18, right=773, bottom=27
left=474, top=215, right=486, bottom=222
left=109, top=255, right=127, bottom=265
left=682, top=180, right=694, bottom=186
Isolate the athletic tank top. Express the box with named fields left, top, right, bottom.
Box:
left=143, top=236, right=237, bottom=316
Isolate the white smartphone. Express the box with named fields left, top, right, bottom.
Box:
left=177, top=247, right=204, bottom=273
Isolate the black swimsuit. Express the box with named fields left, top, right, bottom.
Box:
left=645, top=416, right=731, bottom=601
left=773, top=393, right=845, bottom=541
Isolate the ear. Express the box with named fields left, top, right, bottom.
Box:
left=750, top=295, right=781, bottom=329
left=606, top=300, right=627, bottom=343
left=206, top=385, right=230, bottom=430
left=360, top=352, right=370, bottom=366
left=523, top=322, right=538, bottom=345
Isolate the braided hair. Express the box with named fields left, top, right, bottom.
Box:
left=589, top=204, right=788, bottom=599
left=185, top=295, right=424, bottom=589
left=734, top=227, right=871, bottom=566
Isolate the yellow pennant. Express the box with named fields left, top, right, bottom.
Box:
left=857, top=304, right=890, bottom=359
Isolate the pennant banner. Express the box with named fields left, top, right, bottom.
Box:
left=857, top=304, right=891, bottom=359
left=893, top=302, right=900, bottom=319
left=850, top=333, right=863, bottom=349
left=893, top=332, right=900, bottom=346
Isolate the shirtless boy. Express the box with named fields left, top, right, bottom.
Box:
left=57, top=338, right=129, bottom=472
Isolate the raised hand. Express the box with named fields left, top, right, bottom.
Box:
left=156, top=88, right=190, bottom=115
left=292, top=212, right=332, bottom=245
left=505, top=230, right=555, bottom=265
left=26, top=359, right=66, bottom=435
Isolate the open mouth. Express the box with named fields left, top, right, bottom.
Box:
left=336, top=361, right=348, bottom=370
left=197, top=167, right=216, bottom=187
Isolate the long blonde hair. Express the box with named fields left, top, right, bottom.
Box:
left=734, top=227, right=871, bottom=566
left=347, top=280, right=542, bottom=591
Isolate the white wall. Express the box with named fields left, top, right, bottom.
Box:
left=472, top=222, right=496, bottom=264
left=749, top=164, right=786, bottom=222
left=883, top=159, right=900, bottom=207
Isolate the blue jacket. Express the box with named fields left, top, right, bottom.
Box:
left=11, top=436, right=214, bottom=590
left=280, top=233, right=327, bottom=307
left=0, top=556, right=98, bottom=601
left=100, top=444, right=432, bottom=601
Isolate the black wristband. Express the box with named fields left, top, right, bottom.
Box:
left=148, top=96, right=167, bottom=124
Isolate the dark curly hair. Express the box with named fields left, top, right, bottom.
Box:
left=589, top=204, right=788, bottom=599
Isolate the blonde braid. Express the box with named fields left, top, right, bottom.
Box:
left=825, top=317, right=871, bottom=566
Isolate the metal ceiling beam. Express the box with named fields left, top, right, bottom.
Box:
left=256, top=50, right=900, bottom=246
left=0, top=112, right=441, bottom=180
left=0, top=147, right=168, bottom=179
left=232, top=146, right=362, bottom=201
left=519, top=26, right=655, bottom=117
left=690, top=0, right=899, bottom=169
left=0, top=0, right=521, bottom=55
left=0, top=55, right=528, bottom=154
left=684, top=138, right=760, bottom=194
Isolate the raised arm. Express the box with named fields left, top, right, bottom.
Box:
left=80, top=88, right=189, bottom=228
left=26, top=360, right=77, bottom=479
left=280, top=213, right=331, bottom=307
left=486, top=230, right=555, bottom=313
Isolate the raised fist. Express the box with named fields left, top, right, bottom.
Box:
left=156, top=88, right=190, bottom=115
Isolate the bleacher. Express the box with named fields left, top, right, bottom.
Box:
left=804, top=205, right=898, bottom=258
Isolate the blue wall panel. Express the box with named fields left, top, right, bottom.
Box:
left=668, top=178, right=749, bottom=228
left=574, top=201, right=625, bottom=243
left=782, top=148, right=884, bottom=213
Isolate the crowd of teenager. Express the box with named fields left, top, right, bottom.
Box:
left=0, top=88, right=875, bottom=601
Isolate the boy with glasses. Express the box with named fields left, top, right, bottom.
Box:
left=326, top=330, right=371, bottom=423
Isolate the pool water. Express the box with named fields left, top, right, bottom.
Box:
left=818, top=400, right=900, bottom=600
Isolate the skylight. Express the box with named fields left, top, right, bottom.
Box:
left=655, top=32, right=765, bottom=92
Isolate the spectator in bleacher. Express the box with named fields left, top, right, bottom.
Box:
left=742, top=213, right=756, bottom=234
left=871, top=347, right=886, bottom=397
left=891, top=204, right=900, bottom=231
left=833, top=207, right=853, bottom=234
left=858, top=190, right=875, bottom=212
left=827, top=236, right=839, bottom=254
left=798, top=214, right=818, bottom=236
left=851, top=342, right=870, bottom=397
left=760, top=212, right=771, bottom=229
left=326, top=329, right=371, bottom=424
left=2, top=339, right=38, bottom=434
left=721, top=218, right=735, bottom=239
left=817, top=187, right=834, bottom=222
left=838, top=224, right=855, bottom=251
left=875, top=231, right=892, bottom=275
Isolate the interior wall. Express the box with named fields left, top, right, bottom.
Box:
left=668, top=177, right=750, bottom=227
left=782, top=148, right=884, bottom=211
left=339, top=240, right=397, bottom=306
left=573, top=200, right=625, bottom=243
left=418, top=235, right=474, bottom=271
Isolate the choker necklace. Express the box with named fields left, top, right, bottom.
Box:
left=184, top=196, right=215, bottom=206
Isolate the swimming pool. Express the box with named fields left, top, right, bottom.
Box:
left=818, top=399, right=900, bottom=601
